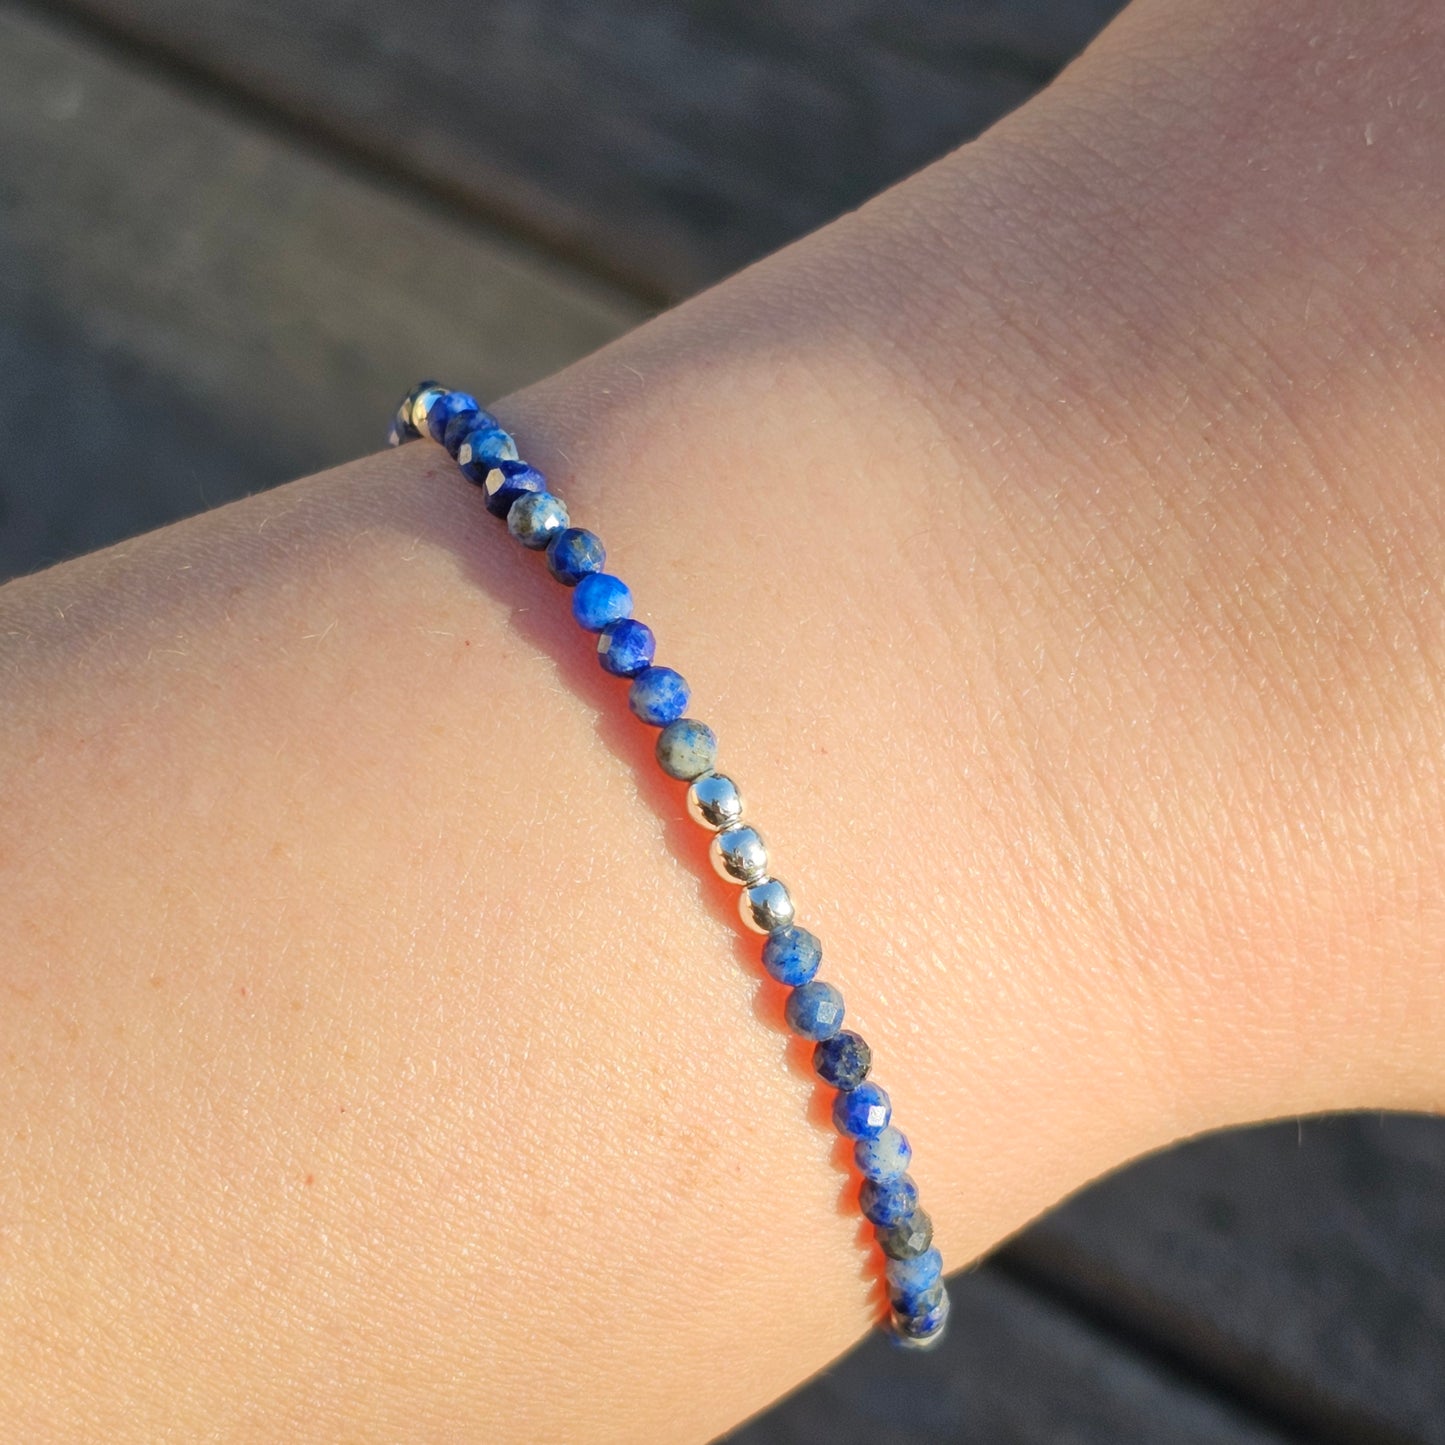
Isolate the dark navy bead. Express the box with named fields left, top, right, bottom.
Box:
left=812, top=1030, right=871, bottom=1091
left=784, top=980, right=844, bottom=1041
left=597, top=618, right=655, bottom=676
left=859, top=1173, right=918, bottom=1227
left=547, top=528, right=606, bottom=585
left=885, top=1248, right=943, bottom=1311
left=877, top=1208, right=933, bottom=1260
left=655, top=718, right=717, bottom=780
left=457, top=424, right=520, bottom=483
left=629, top=666, right=690, bottom=726
left=761, top=926, right=821, bottom=986
left=572, top=573, right=633, bottom=631
left=427, top=390, right=481, bottom=443
left=831, top=1080, right=891, bottom=1139
left=443, top=405, right=499, bottom=456
left=481, top=461, right=546, bottom=518
left=855, top=1127, right=912, bottom=1181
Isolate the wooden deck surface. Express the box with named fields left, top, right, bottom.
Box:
left=2, top=2, right=1442, bottom=1440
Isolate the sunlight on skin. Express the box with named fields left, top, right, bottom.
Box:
left=2, top=1, right=1444, bottom=1438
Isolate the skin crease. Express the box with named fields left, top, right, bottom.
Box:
left=2, top=0, right=1444, bottom=1438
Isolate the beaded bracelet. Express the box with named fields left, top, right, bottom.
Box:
left=389, top=382, right=950, bottom=1350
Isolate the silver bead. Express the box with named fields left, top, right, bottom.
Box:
left=686, top=772, right=744, bottom=831
left=709, top=825, right=768, bottom=885
left=739, top=877, right=794, bottom=934
left=408, top=385, right=448, bottom=433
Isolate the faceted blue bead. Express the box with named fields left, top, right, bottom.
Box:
left=481, top=460, right=546, bottom=518
left=784, top=980, right=845, bottom=1041
left=877, top=1207, right=933, bottom=1260
left=654, top=718, right=717, bottom=780
left=885, top=1247, right=943, bottom=1311
left=812, top=1030, right=871, bottom=1090
left=507, top=492, right=569, bottom=549
left=628, top=666, right=690, bottom=726
left=596, top=618, right=655, bottom=676
left=387, top=407, right=411, bottom=447
left=892, top=1286, right=950, bottom=1346
left=443, top=405, right=499, bottom=456
left=761, top=926, right=821, bottom=986
left=427, top=390, right=481, bottom=443
left=894, top=1279, right=945, bottom=1318
left=832, top=1080, right=891, bottom=1139
left=572, top=573, right=633, bottom=631
left=855, top=1127, right=912, bottom=1182
left=859, top=1173, right=917, bottom=1227
left=457, top=424, right=520, bottom=483
left=547, top=528, right=606, bottom=585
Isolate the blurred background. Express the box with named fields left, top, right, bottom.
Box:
left=2, top=1, right=1443, bottom=1439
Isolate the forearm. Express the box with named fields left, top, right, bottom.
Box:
left=3, top=0, right=1444, bottom=1438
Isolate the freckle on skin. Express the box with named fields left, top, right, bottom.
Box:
left=304, top=1174, right=315, bottom=1187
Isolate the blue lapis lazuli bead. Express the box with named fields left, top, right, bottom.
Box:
left=597, top=618, right=655, bottom=676
left=897, top=1290, right=949, bottom=1338
left=813, top=1029, right=871, bottom=1090
left=761, top=926, right=821, bottom=986
left=508, top=492, right=569, bottom=549
left=426, top=391, right=481, bottom=443
left=832, top=1080, right=891, bottom=1139
left=628, top=666, right=690, bottom=726
left=886, top=1248, right=944, bottom=1311
left=443, top=405, right=499, bottom=456
left=572, top=572, right=633, bottom=631
left=897, top=1279, right=945, bottom=1319
left=859, top=1173, right=918, bottom=1227
left=547, top=528, right=606, bottom=585
left=458, top=424, right=520, bottom=483
left=482, top=460, right=546, bottom=518
left=784, top=980, right=844, bottom=1041
left=654, top=718, right=717, bottom=780
left=855, top=1126, right=912, bottom=1181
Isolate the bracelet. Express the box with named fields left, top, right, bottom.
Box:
left=389, top=381, right=950, bottom=1350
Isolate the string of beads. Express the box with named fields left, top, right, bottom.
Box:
left=389, top=381, right=950, bottom=1349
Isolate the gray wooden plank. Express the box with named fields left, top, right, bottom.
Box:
left=1005, top=1115, right=1445, bottom=1445
left=0, top=2, right=646, bottom=580
left=7, top=5, right=1445, bottom=1441
left=724, top=1266, right=1298, bottom=1445
left=32, top=0, right=1127, bottom=299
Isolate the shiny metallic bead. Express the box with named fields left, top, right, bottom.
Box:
left=685, top=773, right=744, bottom=832
left=739, top=877, right=794, bottom=934
left=408, top=384, right=449, bottom=433
left=709, top=825, right=768, bottom=884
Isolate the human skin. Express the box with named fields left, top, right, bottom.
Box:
left=2, top=0, right=1443, bottom=1438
